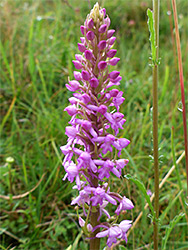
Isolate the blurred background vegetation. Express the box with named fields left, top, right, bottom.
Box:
left=0, top=0, right=187, bottom=249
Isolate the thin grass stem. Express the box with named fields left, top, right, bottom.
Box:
left=171, top=0, right=188, bottom=195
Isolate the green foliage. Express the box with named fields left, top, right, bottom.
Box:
left=0, top=0, right=187, bottom=249
left=162, top=213, right=185, bottom=250
left=147, top=8, right=157, bottom=65
left=125, top=174, right=155, bottom=217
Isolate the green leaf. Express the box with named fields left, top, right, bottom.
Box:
left=124, top=174, right=155, bottom=218
left=162, top=213, right=185, bottom=250
left=65, top=245, right=72, bottom=250
left=119, top=245, right=127, bottom=250
left=147, top=8, right=157, bottom=64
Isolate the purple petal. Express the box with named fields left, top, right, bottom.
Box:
left=98, top=40, right=106, bottom=50
left=108, top=57, right=120, bottom=66
left=96, top=230, right=109, bottom=238
left=107, top=29, right=115, bottom=39
left=107, top=49, right=117, bottom=58
left=90, top=78, right=99, bottom=88
left=87, top=18, right=94, bottom=29
left=98, top=61, right=107, bottom=70
left=85, top=50, right=93, bottom=60
left=81, top=70, right=90, bottom=81
left=86, top=31, right=95, bottom=40
left=78, top=43, right=86, bottom=52
left=99, top=24, right=107, bottom=33
left=72, top=60, right=82, bottom=69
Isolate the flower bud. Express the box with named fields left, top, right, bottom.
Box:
left=85, top=50, right=93, bottom=60
left=98, top=40, right=106, bottom=50
left=99, top=24, right=107, bottom=33
left=108, top=36, right=116, bottom=45
left=86, top=31, right=95, bottom=41
left=98, top=61, right=107, bottom=70
left=110, top=89, right=119, bottom=97
left=108, top=57, right=120, bottom=66
left=74, top=71, right=82, bottom=81
left=80, top=25, right=85, bottom=35
left=109, top=71, right=120, bottom=80
left=107, top=49, right=117, bottom=58
left=98, top=105, right=107, bottom=114
left=81, top=70, right=90, bottom=81
left=107, top=29, right=115, bottom=39
left=78, top=43, right=86, bottom=52
left=72, top=60, right=82, bottom=69
left=64, top=105, right=77, bottom=116
left=75, top=54, right=83, bottom=62
left=66, top=80, right=80, bottom=91
left=90, top=78, right=99, bottom=88
left=87, top=18, right=94, bottom=29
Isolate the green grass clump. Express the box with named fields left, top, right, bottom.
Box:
left=0, top=0, right=187, bottom=249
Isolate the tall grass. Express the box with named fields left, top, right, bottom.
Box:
left=0, top=0, right=187, bottom=249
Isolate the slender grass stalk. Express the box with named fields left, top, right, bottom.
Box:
left=171, top=0, right=188, bottom=195
left=152, top=0, right=160, bottom=249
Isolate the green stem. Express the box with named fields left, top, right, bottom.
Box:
left=152, top=0, right=160, bottom=249
left=89, top=177, right=100, bottom=250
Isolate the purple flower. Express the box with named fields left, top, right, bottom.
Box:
left=60, top=3, right=134, bottom=247
left=115, top=196, right=134, bottom=215
left=96, top=220, right=132, bottom=246
left=64, top=105, right=77, bottom=116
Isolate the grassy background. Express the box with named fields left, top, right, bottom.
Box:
left=0, top=0, right=188, bottom=249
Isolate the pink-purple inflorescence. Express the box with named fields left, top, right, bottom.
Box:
left=61, top=3, right=134, bottom=247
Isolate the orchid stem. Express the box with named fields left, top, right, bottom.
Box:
left=152, top=0, right=160, bottom=249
